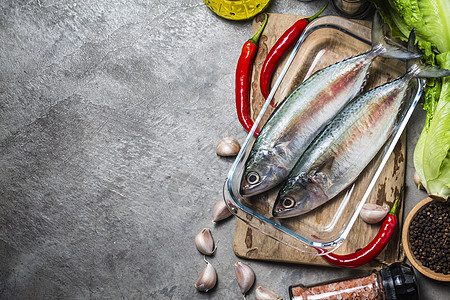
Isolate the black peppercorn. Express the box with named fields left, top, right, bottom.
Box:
left=409, top=201, right=450, bottom=274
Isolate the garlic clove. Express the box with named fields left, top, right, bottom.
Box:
left=216, top=137, right=241, bottom=157
left=195, top=228, right=215, bottom=255
left=212, top=200, right=233, bottom=223
left=255, top=286, right=283, bottom=300
left=234, top=261, right=255, bottom=295
left=195, top=260, right=217, bottom=292
left=360, top=203, right=389, bottom=224
left=413, top=171, right=426, bottom=191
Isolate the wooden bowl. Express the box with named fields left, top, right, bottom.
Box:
left=402, top=197, right=450, bottom=281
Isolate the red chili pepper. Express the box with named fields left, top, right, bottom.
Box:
left=260, top=3, right=328, bottom=107
left=235, top=14, right=268, bottom=136
left=318, top=195, right=400, bottom=268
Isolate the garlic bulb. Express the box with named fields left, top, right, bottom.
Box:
left=195, top=260, right=217, bottom=292
left=414, top=171, right=426, bottom=191
left=212, top=200, right=233, bottom=223
left=195, top=228, right=215, bottom=255
left=255, top=286, right=283, bottom=300
left=216, top=137, right=240, bottom=157
left=234, top=261, right=255, bottom=296
left=360, top=203, right=389, bottom=224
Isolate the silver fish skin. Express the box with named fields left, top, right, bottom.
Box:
left=240, top=13, right=421, bottom=198
left=272, top=68, right=416, bottom=218
left=240, top=48, right=383, bottom=197
left=273, top=58, right=450, bottom=218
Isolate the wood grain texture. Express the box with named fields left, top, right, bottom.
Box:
left=233, top=13, right=406, bottom=270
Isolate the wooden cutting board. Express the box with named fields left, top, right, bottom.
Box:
left=233, top=13, right=406, bottom=270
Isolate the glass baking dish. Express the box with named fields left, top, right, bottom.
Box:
left=223, top=15, right=424, bottom=255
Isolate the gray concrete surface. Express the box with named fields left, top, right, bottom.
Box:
left=1, top=0, right=448, bottom=299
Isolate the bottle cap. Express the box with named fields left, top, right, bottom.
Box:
left=380, top=263, right=419, bottom=300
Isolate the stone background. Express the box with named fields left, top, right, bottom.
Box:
left=1, top=0, right=448, bottom=299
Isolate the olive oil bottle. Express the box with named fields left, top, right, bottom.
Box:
left=203, top=0, right=271, bottom=20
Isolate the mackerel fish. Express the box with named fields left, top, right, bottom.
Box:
left=240, top=13, right=420, bottom=197
left=273, top=61, right=450, bottom=218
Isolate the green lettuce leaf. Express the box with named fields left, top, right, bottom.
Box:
left=417, top=0, right=450, bottom=53
left=426, top=55, right=450, bottom=184
left=414, top=55, right=450, bottom=199
left=371, top=0, right=450, bottom=199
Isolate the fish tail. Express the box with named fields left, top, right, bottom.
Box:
left=405, top=29, right=422, bottom=71
left=410, top=63, right=450, bottom=78
left=405, top=29, right=450, bottom=79
left=371, top=11, right=421, bottom=60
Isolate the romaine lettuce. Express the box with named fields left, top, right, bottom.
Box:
left=371, top=0, right=450, bottom=200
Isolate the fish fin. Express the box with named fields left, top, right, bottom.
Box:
left=273, top=141, right=289, bottom=157
left=317, top=156, right=334, bottom=173
left=310, top=156, right=335, bottom=182
left=415, top=65, right=450, bottom=78
left=405, top=30, right=450, bottom=78
left=406, top=28, right=421, bottom=69
left=371, top=11, right=421, bottom=60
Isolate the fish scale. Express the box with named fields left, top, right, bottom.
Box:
left=240, top=48, right=383, bottom=197
left=240, top=13, right=421, bottom=198
left=273, top=67, right=431, bottom=218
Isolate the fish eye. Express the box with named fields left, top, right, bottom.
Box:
left=282, top=197, right=295, bottom=209
left=246, top=172, right=260, bottom=185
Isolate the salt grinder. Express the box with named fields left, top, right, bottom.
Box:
left=289, top=262, right=419, bottom=300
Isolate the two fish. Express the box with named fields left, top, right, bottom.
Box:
left=240, top=13, right=415, bottom=197
left=274, top=58, right=450, bottom=218
left=241, top=14, right=450, bottom=218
